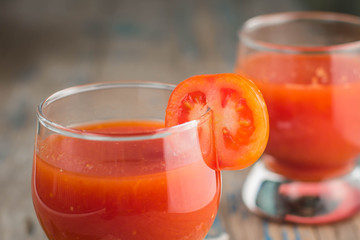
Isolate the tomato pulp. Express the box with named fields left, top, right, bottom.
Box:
left=165, top=73, right=269, bottom=170
left=32, top=121, right=220, bottom=240
left=236, top=53, right=360, bottom=181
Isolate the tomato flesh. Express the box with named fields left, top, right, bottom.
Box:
left=165, top=73, right=269, bottom=170
left=179, top=91, right=207, bottom=124
left=220, top=88, right=255, bottom=148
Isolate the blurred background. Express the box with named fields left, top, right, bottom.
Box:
left=1, top=0, right=360, bottom=239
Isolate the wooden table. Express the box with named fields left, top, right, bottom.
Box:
left=1, top=1, right=359, bottom=239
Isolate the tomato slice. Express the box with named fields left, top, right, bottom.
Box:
left=165, top=73, right=269, bottom=170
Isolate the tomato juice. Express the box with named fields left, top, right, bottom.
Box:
left=32, top=120, right=220, bottom=240
left=236, top=53, right=360, bottom=181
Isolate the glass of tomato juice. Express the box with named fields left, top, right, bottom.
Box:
left=236, top=11, right=360, bottom=224
left=32, top=82, right=221, bottom=240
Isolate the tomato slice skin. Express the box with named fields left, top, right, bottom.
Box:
left=165, top=73, right=269, bottom=170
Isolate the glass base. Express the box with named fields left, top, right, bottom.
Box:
left=242, top=158, right=360, bottom=224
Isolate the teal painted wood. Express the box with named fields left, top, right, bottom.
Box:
left=206, top=215, right=230, bottom=240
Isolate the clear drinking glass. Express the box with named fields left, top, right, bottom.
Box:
left=236, top=11, right=360, bottom=224
left=32, top=82, right=221, bottom=239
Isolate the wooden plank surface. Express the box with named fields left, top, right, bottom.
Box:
left=1, top=0, right=360, bottom=239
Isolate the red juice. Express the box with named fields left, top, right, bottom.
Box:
left=236, top=53, right=360, bottom=181
left=32, top=120, right=221, bottom=240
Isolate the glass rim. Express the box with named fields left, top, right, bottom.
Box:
left=239, top=11, right=360, bottom=53
left=36, top=81, right=203, bottom=141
